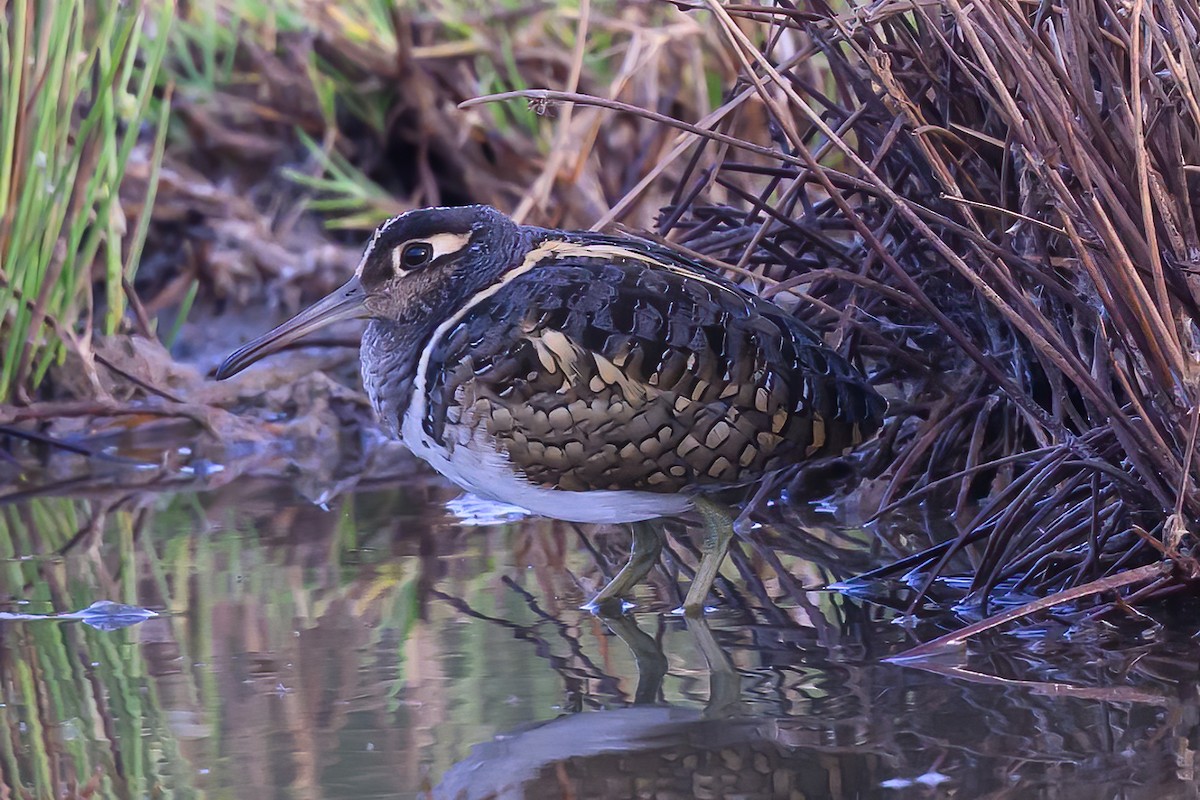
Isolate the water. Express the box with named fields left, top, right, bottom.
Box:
left=1, top=460, right=1198, bottom=800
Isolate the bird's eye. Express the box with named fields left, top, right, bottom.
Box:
left=400, top=242, right=434, bottom=269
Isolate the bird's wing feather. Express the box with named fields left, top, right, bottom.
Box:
left=422, top=245, right=882, bottom=493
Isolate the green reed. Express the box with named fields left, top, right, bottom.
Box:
left=0, top=1, right=172, bottom=401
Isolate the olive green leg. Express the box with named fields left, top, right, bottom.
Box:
left=686, top=616, right=743, bottom=718
left=603, top=615, right=668, bottom=704
left=586, top=521, right=663, bottom=614
left=681, top=498, right=735, bottom=616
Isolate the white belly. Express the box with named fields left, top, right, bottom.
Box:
left=399, top=404, right=693, bottom=523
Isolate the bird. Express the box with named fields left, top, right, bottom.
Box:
left=216, top=205, right=885, bottom=614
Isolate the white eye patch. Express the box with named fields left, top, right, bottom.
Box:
left=391, top=232, right=472, bottom=272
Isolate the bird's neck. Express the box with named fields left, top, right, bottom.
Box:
left=361, top=318, right=428, bottom=438
left=360, top=225, right=533, bottom=438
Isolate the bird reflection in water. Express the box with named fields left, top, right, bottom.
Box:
left=432, top=613, right=863, bottom=800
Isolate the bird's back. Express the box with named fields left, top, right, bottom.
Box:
left=410, top=231, right=884, bottom=496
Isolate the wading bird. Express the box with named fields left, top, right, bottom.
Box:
left=216, top=205, right=884, bottom=614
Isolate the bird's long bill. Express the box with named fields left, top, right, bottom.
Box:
left=215, top=276, right=368, bottom=379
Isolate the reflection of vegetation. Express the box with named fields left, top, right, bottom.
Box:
left=0, top=498, right=175, bottom=800
left=0, top=488, right=576, bottom=798
left=2, top=485, right=1200, bottom=797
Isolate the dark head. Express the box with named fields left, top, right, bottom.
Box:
left=215, top=205, right=525, bottom=379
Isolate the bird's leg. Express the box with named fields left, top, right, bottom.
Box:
left=685, top=616, right=743, bottom=718
left=586, top=520, right=663, bottom=615
left=602, top=614, right=668, bottom=704
left=681, top=497, right=735, bottom=615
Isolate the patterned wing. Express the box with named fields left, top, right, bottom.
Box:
left=421, top=244, right=883, bottom=493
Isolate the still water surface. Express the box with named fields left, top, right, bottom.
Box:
left=1, top=458, right=1198, bottom=799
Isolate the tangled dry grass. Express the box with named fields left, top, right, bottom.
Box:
left=602, top=0, right=1200, bottom=615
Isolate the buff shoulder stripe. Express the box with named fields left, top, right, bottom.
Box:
left=547, top=239, right=742, bottom=296
left=408, top=239, right=581, bottom=437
